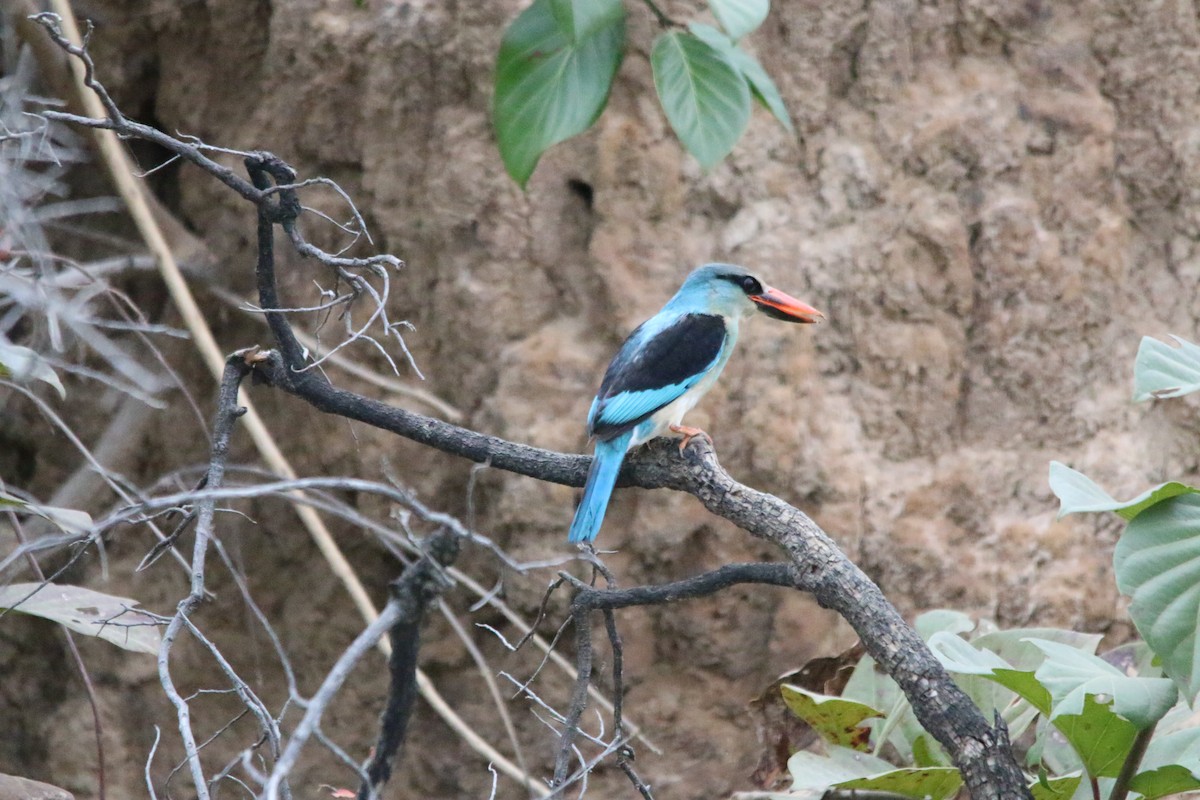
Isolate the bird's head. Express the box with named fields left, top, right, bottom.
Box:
left=675, top=263, right=823, bottom=323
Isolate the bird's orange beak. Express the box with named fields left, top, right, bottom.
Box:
left=750, top=285, right=823, bottom=323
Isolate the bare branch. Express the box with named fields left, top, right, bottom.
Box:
left=357, top=529, right=459, bottom=799
left=153, top=349, right=272, bottom=800
left=263, top=594, right=402, bottom=800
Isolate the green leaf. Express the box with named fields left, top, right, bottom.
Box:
left=549, top=0, right=624, bottom=41
left=1134, top=334, right=1200, bottom=401
left=1115, top=495, right=1200, bottom=702
left=927, top=631, right=1052, bottom=713
left=707, top=0, right=768, bottom=40
left=914, top=608, right=976, bottom=639
left=972, top=628, right=1104, bottom=668
left=0, top=336, right=65, bottom=398
left=1130, top=726, right=1200, bottom=799
left=1131, top=765, right=1200, bottom=800
left=841, top=654, right=925, bottom=760
left=1052, top=695, right=1139, bottom=778
left=1030, top=773, right=1082, bottom=800
left=688, top=23, right=793, bottom=133
left=787, top=745, right=962, bottom=799
left=0, top=492, right=92, bottom=535
left=1029, top=638, right=1177, bottom=728
left=1025, top=638, right=1177, bottom=778
left=1049, top=461, right=1198, bottom=521
left=973, top=628, right=1104, bottom=740
left=780, top=684, right=881, bottom=750
left=651, top=29, right=750, bottom=169
left=1032, top=714, right=1083, bottom=776
left=911, top=733, right=951, bottom=768
left=0, top=582, right=161, bottom=654
left=493, top=0, right=625, bottom=186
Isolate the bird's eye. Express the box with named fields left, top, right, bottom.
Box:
left=740, top=276, right=762, bottom=295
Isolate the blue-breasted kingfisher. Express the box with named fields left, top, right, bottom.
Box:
left=568, top=263, right=822, bottom=543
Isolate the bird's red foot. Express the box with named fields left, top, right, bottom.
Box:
left=669, top=424, right=712, bottom=454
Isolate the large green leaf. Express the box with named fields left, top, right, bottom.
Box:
left=1028, top=638, right=1177, bottom=728
left=651, top=30, right=750, bottom=169
left=1051, top=695, right=1138, bottom=778
left=1115, top=495, right=1200, bottom=702
left=493, top=0, right=625, bottom=186
left=707, top=0, right=768, bottom=40
left=0, top=336, right=65, bottom=398
left=1130, top=727, right=1200, bottom=799
left=688, top=23, right=793, bottom=133
left=973, top=628, right=1103, bottom=741
left=787, top=745, right=962, bottom=799
left=927, top=631, right=1052, bottom=713
left=1049, top=461, right=1198, bottom=521
left=1133, top=334, right=1200, bottom=402
left=927, top=631, right=1152, bottom=778
left=780, top=684, right=881, bottom=750
left=0, top=582, right=160, bottom=654
left=549, top=0, right=623, bottom=41
left=1027, top=638, right=1176, bottom=779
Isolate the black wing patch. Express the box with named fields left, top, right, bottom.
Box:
left=589, top=313, right=728, bottom=439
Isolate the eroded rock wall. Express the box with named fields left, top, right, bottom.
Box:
left=10, top=0, right=1200, bottom=796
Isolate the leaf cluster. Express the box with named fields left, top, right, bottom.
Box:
left=772, top=610, right=1200, bottom=800
left=493, top=0, right=792, bottom=186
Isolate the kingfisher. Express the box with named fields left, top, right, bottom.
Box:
left=568, top=263, right=822, bottom=543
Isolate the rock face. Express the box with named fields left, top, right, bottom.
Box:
left=8, top=0, right=1200, bottom=797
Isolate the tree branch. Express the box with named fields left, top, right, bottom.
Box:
left=357, top=529, right=460, bottom=800
left=155, top=351, right=261, bottom=800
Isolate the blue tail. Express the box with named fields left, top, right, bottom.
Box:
left=568, top=432, right=632, bottom=543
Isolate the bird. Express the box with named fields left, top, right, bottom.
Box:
left=568, top=263, right=822, bottom=543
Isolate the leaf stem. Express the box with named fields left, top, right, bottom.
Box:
left=1108, top=722, right=1156, bottom=800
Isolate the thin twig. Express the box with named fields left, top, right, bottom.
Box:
left=437, top=601, right=533, bottom=795
left=263, top=595, right=404, bottom=800
left=551, top=611, right=593, bottom=793
left=156, top=353, right=255, bottom=800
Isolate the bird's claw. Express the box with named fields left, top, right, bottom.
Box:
left=669, top=424, right=712, bottom=454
